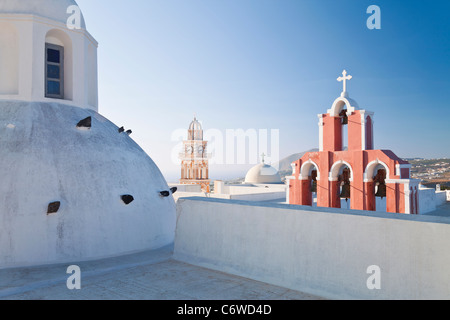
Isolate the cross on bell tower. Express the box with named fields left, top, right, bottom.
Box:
left=337, top=70, right=352, bottom=95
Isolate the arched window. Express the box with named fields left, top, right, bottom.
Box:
left=45, top=43, right=64, bottom=99
left=45, top=29, right=73, bottom=100
left=310, top=170, right=318, bottom=193
left=364, top=161, right=389, bottom=212
left=329, top=161, right=353, bottom=209
left=338, top=167, right=351, bottom=202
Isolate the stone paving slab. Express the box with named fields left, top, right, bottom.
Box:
left=0, top=245, right=323, bottom=300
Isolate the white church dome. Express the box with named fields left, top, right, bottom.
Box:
left=0, top=0, right=177, bottom=269
left=0, top=0, right=86, bottom=29
left=245, top=163, right=283, bottom=184
left=0, top=101, right=176, bottom=268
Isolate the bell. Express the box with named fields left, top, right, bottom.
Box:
left=339, top=110, right=348, bottom=125
left=339, top=183, right=351, bottom=200
left=375, top=183, right=386, bottom=199
left=310, top=180, right=317, bottom=193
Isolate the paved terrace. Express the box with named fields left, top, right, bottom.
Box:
left=0, top=245, right=323, bottom=300
left=2, top=202, right=447, bottom=300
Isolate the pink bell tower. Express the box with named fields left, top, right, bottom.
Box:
left=288, top=71, right=420, bottom=214
left=179, top=116, right=210, bottom=193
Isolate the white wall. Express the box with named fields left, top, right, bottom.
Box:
left=435, top=191, right=447, bottom=207
left=215, top=183, right=286, bottom=196
left=172, top=192, right=285, bottom=203
left=0, top=14, right=98, bottom=111
left=169, top=184, right=202, bottom=193
left=226, top=185, right=286, bottom=195
left=174, top=198, right=450, bottom=300
left=418, top=188, right=437, bottom=214
left=228, top=192, right=285, bottom=202
left=170, top=181, right=287, bottom=202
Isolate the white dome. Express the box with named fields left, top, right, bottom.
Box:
left=188, top=117, right=203, bottom=140
left=0, top=0, right=86, bottom=29
left=0, top=100, right=176, bottom=268
left=245, top=163, right=283, bottom=184
left=189, top=117, right=202, bottom=131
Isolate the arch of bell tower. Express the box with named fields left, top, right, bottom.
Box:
left=290, top=70, right=417, bottom=214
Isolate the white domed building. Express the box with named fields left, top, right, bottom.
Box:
left=0, top=0, right=176, bottom=268
left=207, top=155, right=286, bottom=203
left=244, top=162, right=283, bottom=185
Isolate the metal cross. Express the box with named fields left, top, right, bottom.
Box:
left=261, top=153, right=266, bottom=163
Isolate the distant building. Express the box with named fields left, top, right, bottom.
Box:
left=179, top=116, right=210, bottom=192
left=288, top=70, right=420, bottom=214
left=244, top=154, right=283, bottom=185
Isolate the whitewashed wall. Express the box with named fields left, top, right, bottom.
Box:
left=418, top=188, right=438, bottom=214
left=0, top=14, right=98, bottom=111
left=435, top=191, right=447, bottom=207
left=169, top=184, right=202, bottom=193
left=172, top=191, right=285, bottom=202
left=174, top=198, right=450, bottom=300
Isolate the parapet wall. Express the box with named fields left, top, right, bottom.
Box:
left=174, top=198, right=450, bottom=300
left=436, top=191, right=447, bottom=207
left=172, top=191, right=285, bottom=202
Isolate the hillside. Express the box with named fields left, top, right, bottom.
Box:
left=224, top=149, right=318, bottom=184
left=410, top=158, right=450, bottom=189
left=273, top=149, right=319, bottom=181
left=225, top=152, right=450, bottom=188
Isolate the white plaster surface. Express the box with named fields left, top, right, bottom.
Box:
left=168, top=184, right=202, bottom=193
left=435, top=191, right=447, bottom=207
left=171, top=182, right=287, bottom=203
left=0, top=0, right=86, bottom=29
left=0, top=100, right=176, bottom=268
left=0, top=245, right=323, bottom=300
left=418, top=188, right=438, bottom=214
left=174, top=198, right=450, bottom=300
left=0, top=2, right=98, bottom=110
left=424, top=202, right=450, bottom=217
left=172, top=191, right=286, bottom=203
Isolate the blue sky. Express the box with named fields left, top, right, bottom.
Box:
left=76, top=0, right=450, bottom=181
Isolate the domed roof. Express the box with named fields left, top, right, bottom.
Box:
left=189, top=117, right=202, bottom=131
left=0, top=0, right=86, bottom=29
left=0, top=100, right=175, bottom=268
left=188, top=116, right=203, bottom=140
left=245, top=163, right=283, bottom=184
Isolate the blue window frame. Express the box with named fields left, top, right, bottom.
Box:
left=45, top=43, right=64, bottom=99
